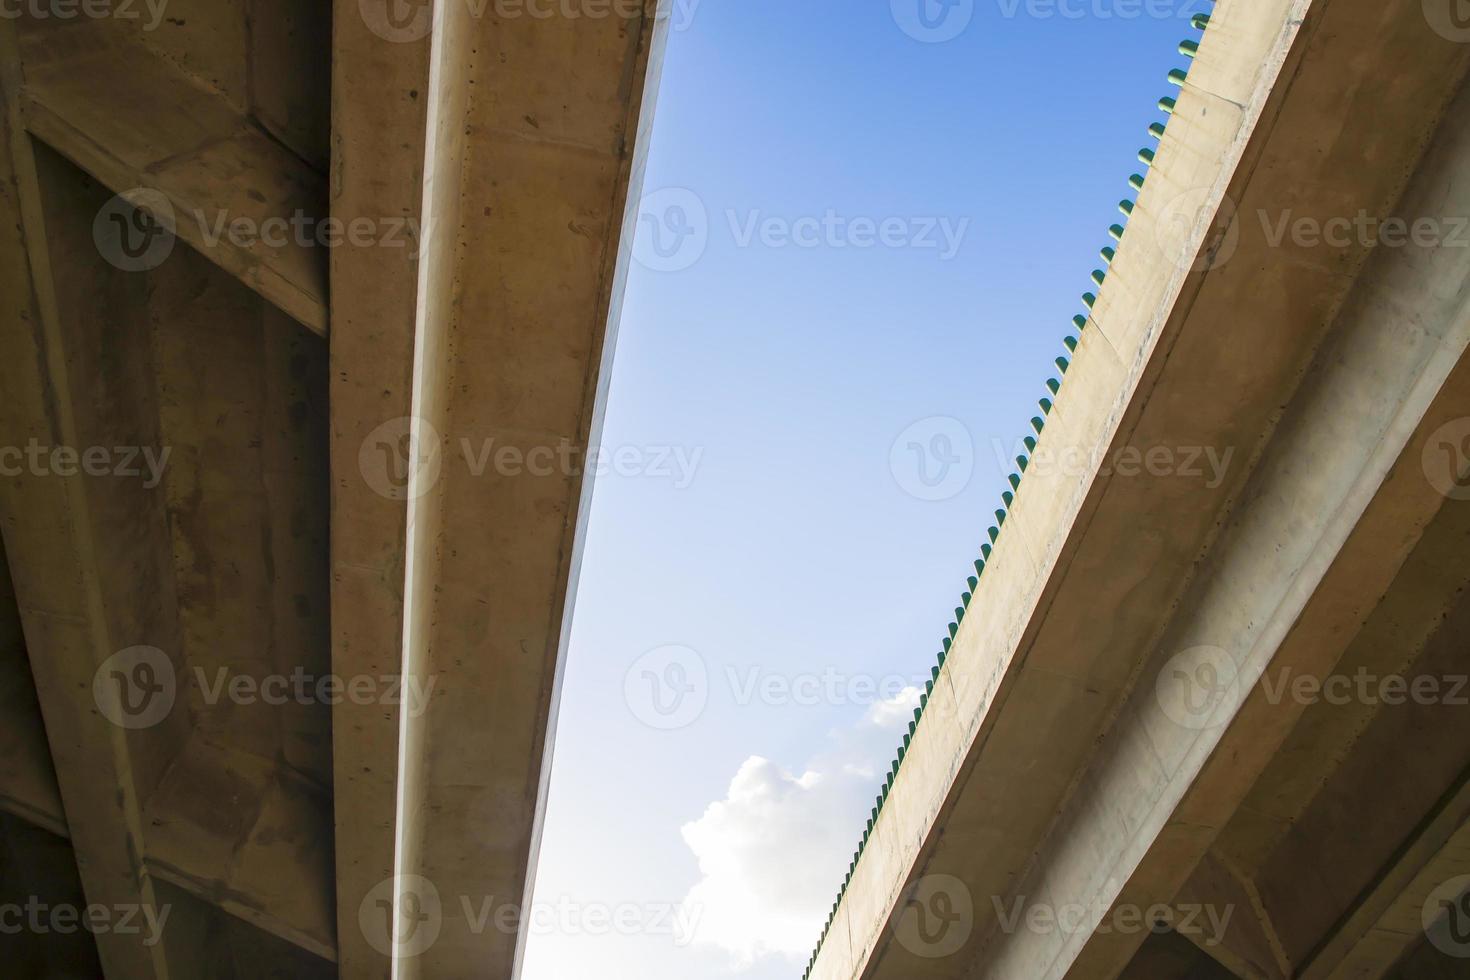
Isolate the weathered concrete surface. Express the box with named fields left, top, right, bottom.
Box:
left=1217, top=497, right=1470, bottom=978
left=0, top=7, right=342, bottom=973
left=0, top=0, right=671, bottom=972
left=0, top=54, right=185, bottom=974
left=15, top=18, right=328, bottom=334
left=808, top=0, right=1470, bottom=977
left=390, top=3, right=670, bottom=976
left=326, top=1, right=431, bottom=975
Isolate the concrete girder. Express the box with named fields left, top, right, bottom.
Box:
left=806, top=0, right=1470, bottom=976
left=0, top=17, right=338, bottom=970
left=14, top=18, right=328, bottom=335
left=969, top=73, right=1470, bottom=980
left=0, top=28, right=184, bottom=978
left=1174, top=851, right=1289, bottom=980
left=326, top=0, right=431, bottom=974
left=384, top=3, right=670, bottom=976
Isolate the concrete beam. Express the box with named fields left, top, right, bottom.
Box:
left=1175, top=852, right=1289, bottom=980
left=811, top=0, right=1316, bottom=973
left=0, top=687, right=337, bottom=963
left=1, top=32, right=338, bottom=971
left=1301, top=776, right=1470, bottom=979
left=13, top=17, right=327, bottom=335
left=808, top=0, right=1470, bottom=976
left=971, top=66, right=1470, bottom=980
left=0, top=29, right=185, bottom=978
left=387, top=3, right=668, bottom=976
left=326, top=2, right=431, bottom=974
left=1221, top=495, right=1470, bottom=976
left=143, top=738, right=336, bottom=962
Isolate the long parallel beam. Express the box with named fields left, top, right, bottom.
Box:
left=808, top=0, right=1470, bottom=977
left=0, top=26, right=184, bottom=979
left=327, top=1, right=431, bottom=975
left=973, top=66, right=1470, bottom=980
left=0, top=20, right=343, bottom=970
left=389, top=2, right=668, bottom=976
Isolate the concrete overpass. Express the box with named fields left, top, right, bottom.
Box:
left=2, top=0, right=1467, bottom=978
left=805, top=1, right=1470, bottom=979
left=0, top=1, right=666, bottom=976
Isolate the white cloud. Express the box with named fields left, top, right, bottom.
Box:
left=863, top=684, right=922, bottom=730
left=678, top=687, right=923, bottom=967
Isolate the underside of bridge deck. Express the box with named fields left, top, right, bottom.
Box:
left=804, top=1, right=1470, bottom=979
left=0, top=2, right=666, bottom=976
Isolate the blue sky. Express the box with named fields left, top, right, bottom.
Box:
left=522, top=1, right=1208, bottom=976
